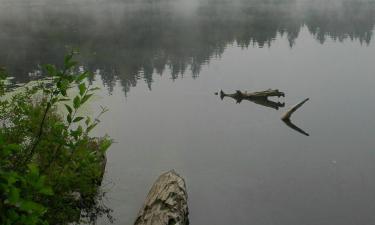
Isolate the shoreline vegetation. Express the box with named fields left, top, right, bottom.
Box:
left=1, top=54, right=190, bottom=225
left=0, top=54, right=113, bottom=225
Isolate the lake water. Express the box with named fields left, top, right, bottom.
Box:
left=1, top=0, right=375, bottom=224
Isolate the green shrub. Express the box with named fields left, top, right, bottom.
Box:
left=0, top=53, right=112, bottom=225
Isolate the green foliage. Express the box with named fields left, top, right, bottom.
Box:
left=0, top=163, right=51, bottom=225
left=0, top=53, right=112, bottom=225
left=0, top=67, right=7, bottom=95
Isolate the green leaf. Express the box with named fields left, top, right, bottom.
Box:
left=0, top=67, right=7, bottom=79
left=89, top=87, right=100, bottom=92
left=6, top=172, right=18, bottom=185
left=73, top=117, right=84, bottom=123
left=63, top=53, right=77, bottom=70
left=58, top=98, right=70, bottom=102
left=76, top=72, right=88, bottom=82
left=19, top=200, right=46, bottom=214
left=77, top=125, right=83, bottom=136
left=99, top=139, right=112, bottom=152
left=61, top=89, right=67, bottom=96
left=73, top=96, right=80, bottom=109
left=43, top=64, right=57, bottom=77
left=7, top=187, right=20, bottom=204
left=81, top=94, right=93, bottom=104
left=52, top=122, right=65, bottom=131
left=5, top=144, right=21, bottom=153
left=78, top=83, right=86, bottom=96
left=59, top=79, right=70, bottom=96
left=85, top=117, right=91, bottom=126
left=87, top=123, right=97, bottom=133
left=27, top=164, right=39, bottom=176
left=39, top=186, right=53, bottom=196
left=67, top=114, right=72, bottom=123
left=2, top=144, right=20, bottom=157
left=64, top=104, right=72, bottom=114
left=70, top=130, right=79, bottom=139
left=64, top=54, right=73, bottom=66
left=65, top=61, right=77, bottom=70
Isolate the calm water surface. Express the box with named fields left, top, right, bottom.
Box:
left=1, top=0, right=375, bottom=224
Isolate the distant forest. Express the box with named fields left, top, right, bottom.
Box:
left=0, top=0, right=374, bottom=94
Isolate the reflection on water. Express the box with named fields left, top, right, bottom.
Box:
left=217, top=90, right=310, bottom=135
left=1, top=1, right=375, bottom=225
left=0, top=0, right=374, bottom=94
left=281, top=98, right=310, bottom=136
left=282, top=118, right=309, bottom=136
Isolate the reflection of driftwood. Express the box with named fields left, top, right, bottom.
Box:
left=282, top=119, right=309, bottom=136
left=281, top=98, right=310, bottom=136
left=134, top=170, right=189, bottom=225
left=216, top=89, right=285, bottom=110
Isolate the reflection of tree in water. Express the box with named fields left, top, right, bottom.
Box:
left=304, top=1, right=374, bottom=44
left=0, top=0, right=374, bottom=95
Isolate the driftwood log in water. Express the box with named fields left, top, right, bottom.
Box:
left=134, top=170, right=189, bottom=225
left=216, top=89, right=285, bottom=110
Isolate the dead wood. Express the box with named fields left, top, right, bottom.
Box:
left=216, top=89, right=285, bottom=110
left=134, top=170, right=189, bottom=225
